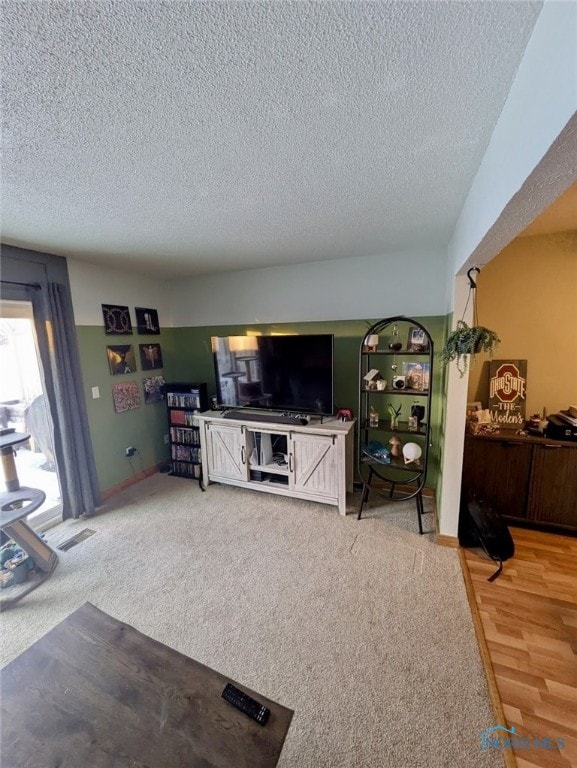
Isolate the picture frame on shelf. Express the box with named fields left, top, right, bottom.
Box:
left=135, top=307, right=160, bottom=335
left=102, top=304, right=132, bottom=335
left=407, top=326, right=429, bottom=352
left=402, top=361, right=430, bottom=391
left=466, top=402, right=483, bottom=418
left=107, top=345, right=136, bottom=375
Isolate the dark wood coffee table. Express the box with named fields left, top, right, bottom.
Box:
left=1, top=602, right=293, bottom=767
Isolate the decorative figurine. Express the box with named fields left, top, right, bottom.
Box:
left=389, top=434, right=402, bottom=458
left=403, top=442, right=422, bottom=465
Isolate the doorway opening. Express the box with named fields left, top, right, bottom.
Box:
left=0, top=300, right=63, bottom=529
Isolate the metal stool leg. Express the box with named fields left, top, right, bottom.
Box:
left=416, top=491, right=424, bottom=535
left=357, top=467, right=374, bottom=520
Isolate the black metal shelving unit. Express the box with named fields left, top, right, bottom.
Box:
left=357, top=316, right=433, bottom=533
left=164, top=382, right=208, bottom=488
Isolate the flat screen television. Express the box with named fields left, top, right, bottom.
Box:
left=212, top=334, right=334, bottom=416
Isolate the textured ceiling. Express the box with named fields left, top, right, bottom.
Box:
left=2, top=1, right=544, bottom=277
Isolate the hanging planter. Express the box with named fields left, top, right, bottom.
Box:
left=441, top=321, right=500, bottom=376
left=440, top=268, right=501, bottom=377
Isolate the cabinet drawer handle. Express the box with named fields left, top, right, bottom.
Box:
left=543, top=444, right=562, bottom=449
left=289, top=453, right=293, bottom=472
left=241, top=446, right=246, bottom=464
left=504, top=442, right=522, bottom=447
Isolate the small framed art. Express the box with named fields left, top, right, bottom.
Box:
left=112, top=381, right=141, bottom=413
left=102, top=304, right=132, bottom=335
left=406, top=326, right=429, bottom=352
left=106, top=345, right=136, bottom=375
left=143, top=376, right=166, bottom=404
left=139, top=343, right=163, bottom=370
left=135, top=307, right=160, bottom=335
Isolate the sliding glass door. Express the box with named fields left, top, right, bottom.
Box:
left=0, top=299, right=63, bottom=529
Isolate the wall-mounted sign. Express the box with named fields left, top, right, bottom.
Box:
left=488, top=360, right=527, bottom=427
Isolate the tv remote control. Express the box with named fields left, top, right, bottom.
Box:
left=221, top=683, right=270, bottom=726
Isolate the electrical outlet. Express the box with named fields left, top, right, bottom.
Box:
left=125, top=446, right=136, bottom=458
left=164, top=434, right=169, bottom=444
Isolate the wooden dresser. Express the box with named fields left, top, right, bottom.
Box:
left=462, top=430, right=577, bottom=532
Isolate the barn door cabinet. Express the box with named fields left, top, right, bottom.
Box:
left=198, top=412, right=354, bottom=515
left=462, top=432, right=577, bottom=531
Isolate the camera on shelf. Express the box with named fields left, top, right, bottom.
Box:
left=392, top=375, right=407, bottom=390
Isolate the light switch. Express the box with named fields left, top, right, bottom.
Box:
left=91, top=386, right=100, bottom=399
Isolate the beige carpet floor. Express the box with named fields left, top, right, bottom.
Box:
left=1, top=474, right=503, bottom=767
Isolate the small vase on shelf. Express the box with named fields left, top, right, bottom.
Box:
left=411, top=402, right=426, bottom=427
left=387, top=403, right=401, bottom=431
left=369, top=406, right=379, bottom=427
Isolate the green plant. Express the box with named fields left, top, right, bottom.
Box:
left=387, top=403, right=402, bottom=428
left=440, top=320, right=500, bottom=377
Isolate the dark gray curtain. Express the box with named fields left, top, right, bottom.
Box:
left=31, top=282, right=101, bottom=519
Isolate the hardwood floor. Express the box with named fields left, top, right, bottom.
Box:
left=460, top=527, right=577, bottom=768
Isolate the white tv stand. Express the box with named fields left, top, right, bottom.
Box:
left=197, top=410, right=355, bottom=515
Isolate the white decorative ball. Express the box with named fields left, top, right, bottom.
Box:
left=402, top=442, right=422, bottom=464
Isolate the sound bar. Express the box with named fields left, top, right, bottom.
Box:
left=223, top=410, right=310, bottom=426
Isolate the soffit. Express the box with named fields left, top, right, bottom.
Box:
left=518, top=180, right=577, bottom=237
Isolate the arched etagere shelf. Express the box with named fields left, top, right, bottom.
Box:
left=357, top=316, right=433, bottom=534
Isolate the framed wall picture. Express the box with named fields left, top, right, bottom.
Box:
left=135, top=307, right=160, bottom=335
left=112, top=381, right=141, bottom=413
left=102, top=304, right=132, bottom=335
left=139, top=343, right=163, bottom=370
left=143, top=375, right=166, bottom=404
left=106, top=345, right=136, bottom=375
left=406, top=326, right=429, bottom=352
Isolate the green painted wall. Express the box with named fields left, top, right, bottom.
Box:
left=76, top=326, right=177, bottom=491
left=77, top=316, right=448, bottom=494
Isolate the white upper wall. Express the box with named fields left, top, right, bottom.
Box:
left=449, top=0, right=577, bottom=283
left=167, top=247, right=448, bottom=327
left=67, top=259, right=173, bottom=327
left=66, top=247, right=448, bottom=327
